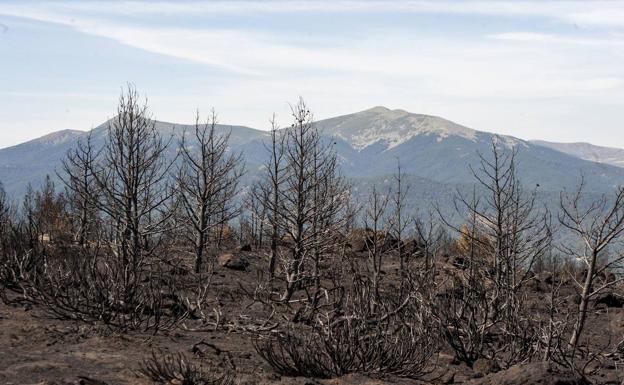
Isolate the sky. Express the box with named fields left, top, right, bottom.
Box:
left=1, top=1, right=624, bottom=149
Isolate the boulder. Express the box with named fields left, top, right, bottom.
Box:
left=347, top=228, right=399, bottom=253
left=218, top=254, right=249, bottom=271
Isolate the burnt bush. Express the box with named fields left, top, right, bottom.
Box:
left=31, top=247, right=190, bottom=332
left=139, top=350, right=234, bottom=385
left=254, top=267, right=439, bottom=379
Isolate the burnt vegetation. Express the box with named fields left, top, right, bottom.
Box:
left=2, top=86, right=624, bottom=384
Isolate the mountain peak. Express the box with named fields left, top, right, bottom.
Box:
left=365, top=106, right=393, bottom=113
left=317, top=107, right=477, bottom=151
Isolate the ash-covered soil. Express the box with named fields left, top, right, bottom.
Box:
left=2, top=251, right=624, bottom=385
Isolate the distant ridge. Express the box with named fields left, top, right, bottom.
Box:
left=531, top=140, right=624, bottom=168
left=2, top=107, right=624, bottom=203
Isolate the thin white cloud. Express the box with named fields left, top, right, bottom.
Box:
left=564, top=9, right=624, bottom=27
left=2, top=1, right=623, bottom=100
left=1, top=1, right=617, bottom=17
left=1, top=90, right=112, bottom=101
left=6, top=1, right=624, bottom=26
left=488, top=32, right=624, bottom=46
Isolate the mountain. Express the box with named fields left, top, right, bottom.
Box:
left=317, top=107, right=624, bottom=192
left=0, top=120, right=268, bottom=198
left=531, top=140, right=624, bottom=168
left=1, top=107, right=623, bottom=204
left=317, top=106, right=477, bottom=150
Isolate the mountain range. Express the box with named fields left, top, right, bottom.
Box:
left=1, top=107, right=623, bottom=216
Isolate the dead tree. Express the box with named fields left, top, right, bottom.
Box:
left=412, top=210, right=447, bottom=272
left=176, top=109, right=244, bottom=273
left=0, top=183, right=11, bottom=249
left=91, top=84, right=174, bottom=271
left=275, top=98, right=349, bottom=302
left=242, top=183, right=268, bottom=250
left=362, top=185, right=390, bottom=307
left=391, top=158, right=410, bottom=277
left=261, top=115, right=286, bottom=278
left=59, top=132, right=100, bottom=247
left=0, top=182, right=18, bottom=287
left=22, top=176, right=69, bottom=246
left=437, top=138, right=550, bottom=367
left=468, top=139, right=550, bottom=297
left=4, top=87, right=194, bottom=332
left=559, top=180, right=624, bottom=357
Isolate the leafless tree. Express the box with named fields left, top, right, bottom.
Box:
left=22, top=176, right=69, bottom=247
left=176, top=109, right=244, bottom=273
left=260, top=99, right=349, bottom=303
left=437, top=138, right=550, bottom=367
left=464, top=139, right=550, bottom=299
left=0, top=183, right=11, bottom=250
left=261, top=115, right=286, bottom=278
left=534, top=251, right=575, bottom=364
left=91, top=84, right=175, bottom=271
left=362, top=185, right=391, bottom=306
left=412, top=211, right=447, bottom=271
left=0, top=182, right=22, bottom=291
left=559, top=180, right=624, bottom=357
left=391, top=159, right=410, bottom=276
left=59, top=132, right=100, bottom=247
left=241, top=182, right=268, bottom=250
left=27, top=85, right=190, bottom=332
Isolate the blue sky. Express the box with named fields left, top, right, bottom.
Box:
left=1, top=1, right=624, bottom=148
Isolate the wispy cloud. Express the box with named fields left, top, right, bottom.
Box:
left=6, top=1, right=624, bottom=26
left=564, top=8, right=624, bottom=27
left=2, top=1, right=623, bottom=98
left=1, top=1, right=624, bottom=148
left=488, top=32, right=624, bottom=46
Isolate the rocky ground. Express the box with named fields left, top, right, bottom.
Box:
left=2, top=247, right=624, bottom=385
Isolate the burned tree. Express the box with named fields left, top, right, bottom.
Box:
left=263, top=115, right=286, bottom=278
left=176, top=110, right=244, bottom=273
left=0, top=183, right=10, bottom=250
left=559, top=180, right=624, bottom=357
left=22, top=176, right=69, bottom=247
left=59, top=132, right=100, bottom=247
left=462, top=139, right=551, bottom=298
left=91, top=84, right=174, bottom=270
left=362, top=185, right=391, bottom=306
left=240, top=182, right=268, bottom=250
left=26, top=85, right=189, bottom=332
left=391, top=159, right=410, bottom=277
left=270, top=98, right=349, bottom=302
left=437, top=138, right=551, bottom=367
